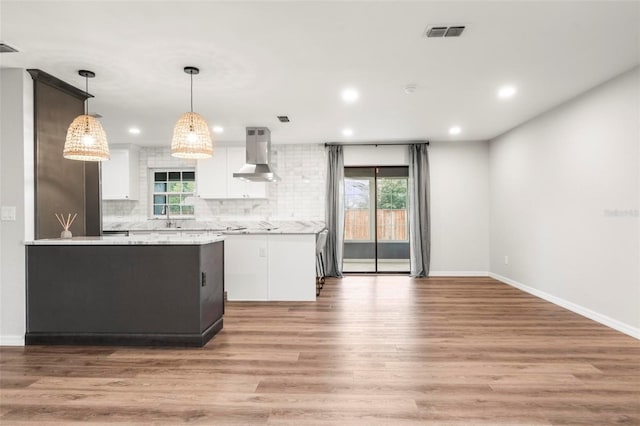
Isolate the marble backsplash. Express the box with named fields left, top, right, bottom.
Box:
left=102, top=143, right=327, bottom=222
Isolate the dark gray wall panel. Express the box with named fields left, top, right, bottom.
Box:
left=28, top=69, right=101, bottom=239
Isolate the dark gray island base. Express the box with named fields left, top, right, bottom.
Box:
left=25, top=237, right=224, bottom=347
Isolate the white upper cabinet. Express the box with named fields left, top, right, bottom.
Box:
left=197, top=147, right=267, bottom=199
left=102, top=145, right=139, bottom=200
left=225, top=147, right=247, bottom=198
left=196, top=147, right=228, bottom=199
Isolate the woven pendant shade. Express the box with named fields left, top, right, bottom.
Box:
left=171, top=111, right=214, bottom=159
left=64, top=70, right=110, bottom=162
left=63, top=114, right=110, bottom=161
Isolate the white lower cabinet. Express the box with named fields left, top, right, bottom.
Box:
left=267, top=234, right=316, bottom=301
left=224, top=235, right=269, bottom=301
left=224, top=233, right=316, bottom=301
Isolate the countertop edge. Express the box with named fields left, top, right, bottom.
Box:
left=24, top=236, right=226, bottom=246
left=103, top=220, right=326, bottom=235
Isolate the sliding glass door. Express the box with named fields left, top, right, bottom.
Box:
left=376, top=167, right=410, bottom=272
left=343, top=167, right=410, bottom=273
left=344, top=168, right=376, bottom=272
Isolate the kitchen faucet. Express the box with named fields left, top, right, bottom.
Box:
left=161, top=204, right=174, bottom=228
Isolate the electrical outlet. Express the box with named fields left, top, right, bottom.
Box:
left=259, top=247, right=267, bottom=257
left=504, top=255, right=509, bottom=265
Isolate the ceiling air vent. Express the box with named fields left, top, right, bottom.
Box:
left=426, top=27, right=447, bottom=38
left=425, top=25, right=465, bottom=38
left=277, top=115, right=290, bottom=123
left=0, top=43, right=19, bottom=53
left=445, top=26, right=465, bottom=37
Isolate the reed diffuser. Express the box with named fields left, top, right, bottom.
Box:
left=55, top=213, right=77, bottom=239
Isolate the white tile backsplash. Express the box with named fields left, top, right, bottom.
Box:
left=103, top=144, right=326, bottom=221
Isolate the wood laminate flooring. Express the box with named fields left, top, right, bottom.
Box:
left=1, top=276, right=639, bottom=425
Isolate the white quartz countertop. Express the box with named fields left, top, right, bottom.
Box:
left=25, top=235, right=225, bottom=246
left=104, top=220, right=326, bottom=235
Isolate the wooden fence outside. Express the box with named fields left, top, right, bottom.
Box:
left=345, top=209, right=408, bottom=241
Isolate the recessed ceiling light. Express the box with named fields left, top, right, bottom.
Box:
left=341, top=88, right=359, bottom=103
left=212, top=126, right=224, bottom=134
left=498, top=85, right=517, bottom=99
left=342, top=128, right=354, bottom=137
left=128, top=127, right=141, bottom=135
left=449, top=126, right=461, bottom=135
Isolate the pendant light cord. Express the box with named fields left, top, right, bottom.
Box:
left=85, top=74, right=89, bottom=115
left=190, top=72, right=194, bottom=113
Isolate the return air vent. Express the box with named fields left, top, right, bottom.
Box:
left=425, top=25, right=465, bottom=38
left=277, top=115, right=290, bottom=123
left=0, top=43, right=19, bottom=53
left=445, top=26, right=465, bottom=37
left=426, top=27, right=447, bottom=38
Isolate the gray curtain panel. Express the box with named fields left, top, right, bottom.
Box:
left=408, top=143, right=431, bottom=277
left=324, top=145, right=345, bottom=277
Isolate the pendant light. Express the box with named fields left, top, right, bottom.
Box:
left=171, top=66, right=213, bottom=159
left=63, top=70, right=110, bottom=161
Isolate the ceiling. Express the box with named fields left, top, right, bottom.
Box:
left=1, top=1, right=639, bottom=146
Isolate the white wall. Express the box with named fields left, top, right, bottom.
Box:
left=0, top=69, right=34, bottom=346
left=343, top=145, right=409, bottom=166
left=430, top=141, right=490, bottom=274
left=343, top=142, right=490, bottom=275
left=489, top=67, right=640, bottom=337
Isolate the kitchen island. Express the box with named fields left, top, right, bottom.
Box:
left=25, top=235, right=224, bottom=346
left=104, top=220, right=326, bottom=301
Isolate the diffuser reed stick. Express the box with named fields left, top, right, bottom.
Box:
left=55, top=213, right=77, bottom=238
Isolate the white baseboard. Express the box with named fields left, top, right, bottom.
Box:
left=429, top=271, right=489, bottom=277
left=489, top=272, right=640, bottom=340
left=0, top=335, right=25, bottom=346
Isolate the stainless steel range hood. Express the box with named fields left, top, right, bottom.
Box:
left=233, top=127, right=280, bottom=182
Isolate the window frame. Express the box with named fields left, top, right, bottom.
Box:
left=149, top=168, right=197, bottom=219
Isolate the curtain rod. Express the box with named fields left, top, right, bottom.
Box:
left=324, top=140, right=429, bottom=147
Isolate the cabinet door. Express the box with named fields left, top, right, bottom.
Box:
left=225, top=147, right=247, bottom=198
left=224, top=235, right=269, bottom=301
left=102, top=149, right=130, bottom=199
left=196, top=147, right=227, bottom=199
left=200, top=241, right=224, bottom=332
left=268, top=234, right=316, bottom=301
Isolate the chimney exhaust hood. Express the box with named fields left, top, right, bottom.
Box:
left=233, top=127, right=280, bottom=182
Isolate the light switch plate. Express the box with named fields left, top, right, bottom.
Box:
left=1, top=206, right=16, bottom=221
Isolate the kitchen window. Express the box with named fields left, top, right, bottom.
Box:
left=151, top=170, right=196, bottom=218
